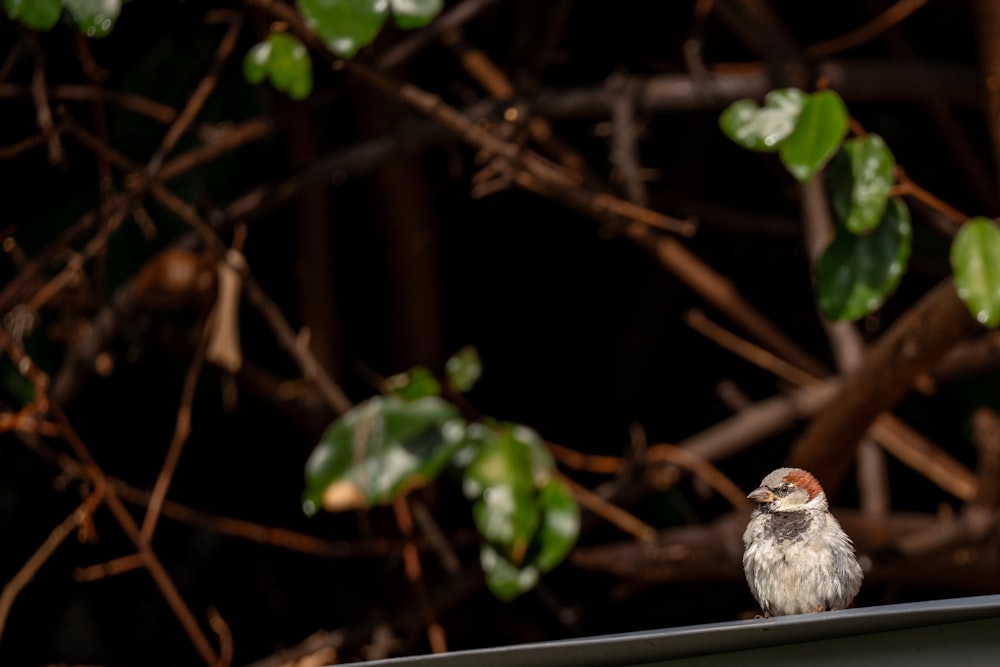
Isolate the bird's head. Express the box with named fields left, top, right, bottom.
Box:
left=747, top=467, right=828, bottom=513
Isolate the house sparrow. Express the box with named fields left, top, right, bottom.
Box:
left=742, top=467, right=863, bottom=617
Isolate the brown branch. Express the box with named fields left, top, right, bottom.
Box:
left=0, top=130, right=56, bottom=160
left=806, top=0, right=931, bottom=59
left=377, top=0, right=504, bottom=70
left=0, top=499, right=96, bottom=637
left=789, top=280, right=980, bottom=495
left=554, top=471, right=657, bottom=543
left=972, top=407, right=1000, bottom=509
left=894, top=166, right=969, bottom=227
left=606, top=72, right=650, bottom=208
left=686, top=308, right=979, bottom=502
left=644, top=443, right=752, bottom=511
left=74, top=553, right=145, bottom=583
left=0, top=326, right=221, bottom=667
left=0, top=82, right=179, bottom=123
left=409, top=498, right=461, bottom=575
left=208, top=606, right=235, bottom=667
left=146, top=14, right=243, bottom=174
left=47, top=400, right=222, bottom=667
left=618, top=220, right=825, bottom=377
left=27, top=36, right=63, bottom=165
left=140, top=317, right=211, bottom=541
left=393, top=498, right=447, bottom=653
left=571, top=509, right=1000, bottom=591
left=532, top=60, right=983, bottom=118
left=800, top=177, right=888, bottom=518
left=148, top=183, right=355, bottom=415
left=547, top=441, right=623, bottom=475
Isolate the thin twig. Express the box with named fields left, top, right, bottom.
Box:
left=0, top=325, right=221, bottom=667
left=643, top=443, right=751, bottom=511
left=606, top=72, right=650, bottom=208
left=0, top=499, right=95, bottom=637
left=393, top=497, right=448, bottom=654
left=800, top=176, right=888, bottom=518
left=0, top=82, right=179, bottom=123
left=547, top=441, right=623, bottom=474
left=74, top=553, right=146, bottom=582
left=47, top=400, right=222, bottom=667
left=554, top=470, right=657, bottom=543
left=806, top=0, right=930, bottom=58
left=686, top=307, right=979, bottom=501
left=141, top=316, right=211, bottom=541
left=894, top=166, right=969, bottom=228
left=409, top=498, right=461, bottom=574
left=146, top=14, right=243, bottom=174
left=208, top=606, right=235, bottom=667
left=377, top=0, right=504, bottom=70
left=27, top=35, right=63, bottom=165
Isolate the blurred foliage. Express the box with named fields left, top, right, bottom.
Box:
left=303, top=348, right=580, bottom=599
left=722, top=87, right=1000, bottom=327
left=244, top=32, right=313, bottom=100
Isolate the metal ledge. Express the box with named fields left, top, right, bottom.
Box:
left=360, top=595, right=1000, bottom=666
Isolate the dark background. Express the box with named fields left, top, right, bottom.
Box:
left=1, top=1, right=997, bottom=665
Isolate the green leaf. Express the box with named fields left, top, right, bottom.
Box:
left=243, top=42, right=271, bottom=85
left=480, top=542, right=540, bottom=601
left=385, top=365, right=442, bottom=400
left=779, top=90, right=849, bottom=182
left=951, top=217, right=1000, bottom=328
left=828, top=134, right=896, bottom=234
left=477, top=479, right=579, bottom=601
left=63, top=0, right=121, bottom=38
left=531, top=478, right=579, bottom=573
left=390, top=0, right=443, bottom=29
left=297, top=0, right=389, bottom=58
left=244, top=33, right=314, bottom=100
left=719, top=88, right=806, bottom=153
left=267, top=32, right=314, bottom=100
left=445, top=345, right=482, bottom=393
left=815, top=197, right=912, bottom=321
left=302, top=395, right=463, bottom=514
left=464, top=427, right=541, bottom=564
left=4, top=0, right=62, bottom=30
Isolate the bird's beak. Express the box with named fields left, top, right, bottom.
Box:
left=747, top=487, right=775, bottom=504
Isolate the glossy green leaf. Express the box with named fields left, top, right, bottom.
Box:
left=385, top=365, right=442, bottom=400
left=302, top=395, right=463, bottom=514
left=815, top=197, right=911, bottom=321
left=244, top=33, right=314, bottom=100
left=531, top=478, right=579, bottom=573
left=828, top=134, right=896, bottom=234
left=445, top=345, right=482, bottom=393
left=243, top=42, right=271, bottom=85
left=477, top=478, right=579, bottom=601
left=465, top=427, right=540, bottom=564
left=718, top=88, right=806, bottom=153
left=297, top=0, right=389, bottom=58
left=390, top=0, right=443, bottom=29
left=480, top=542, right=540, bottom=601
left=63, top=0, right=121, bottom=38
left=268, top=32, right=313, bottom=100
left=951, top=217, right=1000, bottom=328
left=779, top=90, right=849, bottom=182
left=4, top=0, right=62, bottom=30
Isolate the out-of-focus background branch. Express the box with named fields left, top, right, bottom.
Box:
left=3, top=1, right=1000, bottom=665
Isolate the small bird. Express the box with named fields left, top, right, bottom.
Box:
left=742, top=467, right=863, bottom=617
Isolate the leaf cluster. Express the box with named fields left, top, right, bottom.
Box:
left=720, top=88, right=1000, bottom=327
left=301, top=347, right=580, bottom=600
